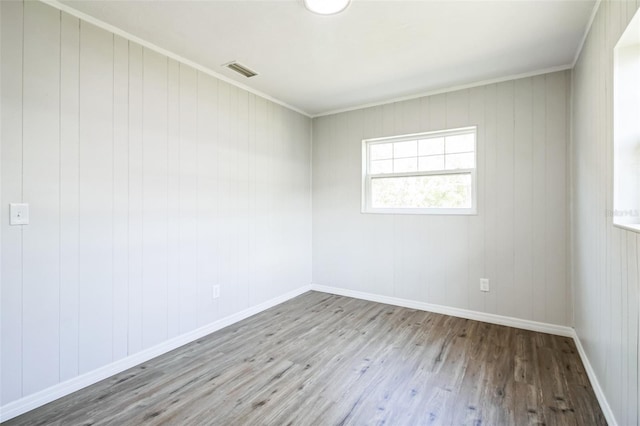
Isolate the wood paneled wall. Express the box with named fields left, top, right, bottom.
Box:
left=312, top=71, right=570, bottom=327
left=572, top=1, right=640, bottom=425
left=0, top=1, right=312, bottom=405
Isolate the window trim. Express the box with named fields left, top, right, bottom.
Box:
left=612, top=8, right=640, bottom=233
left=361, top=126, right=478, bottom=215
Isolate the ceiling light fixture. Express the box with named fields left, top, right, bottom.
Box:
left=304, top=0, right=350, bottom=15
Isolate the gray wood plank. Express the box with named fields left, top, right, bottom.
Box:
left=4, top=292, right=606, bottom=426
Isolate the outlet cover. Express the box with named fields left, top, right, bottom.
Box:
left=480, top=278, right=490, bottom=292
left=10, top=203, right=29, bottom=225
left=212, top=285, right=220, bottom=299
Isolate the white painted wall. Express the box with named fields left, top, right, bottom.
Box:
left=7, top=2, right=640, bottom=424
left=0, top=0, right=311, bottom=407
left=312, top=71, right=571, bottom=327
left=572, top=1, right=640, bottom=425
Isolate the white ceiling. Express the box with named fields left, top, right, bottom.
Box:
left=60, top=0, right=596, bottom=116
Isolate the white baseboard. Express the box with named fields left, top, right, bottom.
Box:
left=310, top=284, right=574, bottom=337
left=1, top=283, right=617, bottom=426
left=0, top=284, right=312, bottom=423
left=571, top=330, right=618, bottom=426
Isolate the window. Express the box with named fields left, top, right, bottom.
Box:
left=362, top=126, right=477, bottom=214
left=613, top=8, right=640, bottom=233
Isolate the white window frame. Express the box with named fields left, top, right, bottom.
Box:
left=613, top=8, right=640, bottom=233
left=361, top=126, right=478, bottom=215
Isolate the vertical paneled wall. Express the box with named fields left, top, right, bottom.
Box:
left=0, top=1, right=312, bottom=406
left=572, top=1, right=640, bottom=425
left=312, top=71, right=570, bottom=327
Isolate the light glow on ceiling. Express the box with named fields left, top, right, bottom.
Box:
left=304, top=0, right=351, bottom=15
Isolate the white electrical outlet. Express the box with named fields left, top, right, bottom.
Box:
left=480, top=278, right=490, bottom=292
left=10, top=203, right=29, bottom=225
left=212, top=285, right=220, bottom=299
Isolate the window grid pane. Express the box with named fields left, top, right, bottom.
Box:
left=418, top=155, right=445, bottom=171
left=370, top=143, right=393, bottom=160
left=419, top=138, right=445, bottom=156
left=393, top=140, right=417, bottom=159
left=445, top=152, right=475, bottom=170
left=445, top=134, right=475, bottom=154
left=371, top=159, right=393, bottom=174
left=393, top=157, right=418, bottom=173
left=371, top=144, right=475, bottom=173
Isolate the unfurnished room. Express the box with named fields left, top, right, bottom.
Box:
left=1, top=0, right=639, bottom=424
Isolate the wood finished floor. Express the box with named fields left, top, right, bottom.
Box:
left=4, top=292, right=606, bottom=426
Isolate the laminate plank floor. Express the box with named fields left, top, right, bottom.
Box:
left=3, top=292, right=606, bottom=425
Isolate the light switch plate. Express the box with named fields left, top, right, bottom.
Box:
left=212, top=285, right=220, bottom=299
left=10, top=203, right=29, bottom=225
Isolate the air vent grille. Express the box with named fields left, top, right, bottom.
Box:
left=225, top=62, right=258, bottom=78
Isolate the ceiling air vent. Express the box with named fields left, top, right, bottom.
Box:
left=225, top=61, right=258, bottom=78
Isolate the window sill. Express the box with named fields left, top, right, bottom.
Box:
left=613, top=221, right=640, bottom=233
left=362, top=208, right=477, bottom=215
